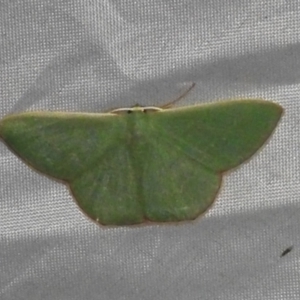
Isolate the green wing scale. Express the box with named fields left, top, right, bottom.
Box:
left=0, top=100, right=282, bottom=225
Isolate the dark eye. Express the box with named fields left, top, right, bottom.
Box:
left=127, top=110, right=132, bottom=114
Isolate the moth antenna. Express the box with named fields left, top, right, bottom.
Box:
left=161, top=82, right=196, bottom=109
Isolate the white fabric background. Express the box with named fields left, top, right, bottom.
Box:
left=1, top=1, right=299, bottom=299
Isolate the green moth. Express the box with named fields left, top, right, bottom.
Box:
left=0, top=96, right=282, bottom=226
